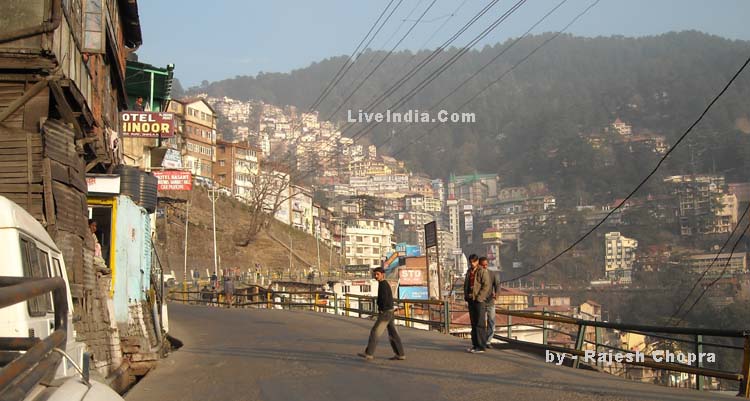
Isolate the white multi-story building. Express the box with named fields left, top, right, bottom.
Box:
left=605, top=232, right=638, bottom=284
left=344, top=218, right=394, bottom=268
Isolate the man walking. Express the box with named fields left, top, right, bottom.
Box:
left=464, top=254, right=491, bottom=353
left=358, top=267, right=405, bottom=361
left=481, top=257, right=501, bottom=348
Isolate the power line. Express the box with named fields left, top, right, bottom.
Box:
left=391, top=0, right=595, bottom=157
left=323, top=0, right=440, bottom=121
left=338, top=0, right=502, bottom=133
left=293, top=0, right=519, bottom=183
left=354, top=0, right=471, bottom=115
left=281, top=0, right=501, bottom=176
left=308, top=0, right=400, bottom=112
left=500, top=51, right=750, bottom=284
left=667, top=201, right=750, bottom=325
left=673, top=221, right=749, bottom=324
left=344, top=0, right=528, bottom=144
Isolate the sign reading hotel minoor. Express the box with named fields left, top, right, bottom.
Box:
left=120, top=111, right=175, bottom=138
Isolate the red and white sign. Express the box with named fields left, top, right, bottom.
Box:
left=86, top=175, right=121, bottom=194
left=399, top=269, right=426, bottom=286
left=153, top=170, right=192, bottom=191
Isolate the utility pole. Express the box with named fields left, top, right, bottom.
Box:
left=209, top=186, right=219, bottom=279
left=183, top=197, right=190, bottom=294
left=316, top=223, right=321, bottom=274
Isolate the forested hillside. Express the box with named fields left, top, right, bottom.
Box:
left=193, top=31, right=750, bottom=207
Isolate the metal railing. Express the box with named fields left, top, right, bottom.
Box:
left=0, top=276, right=68, bottom=401
left=167, top=286, right=750, bottom=397
left=487, top=308, right=749, bottom=396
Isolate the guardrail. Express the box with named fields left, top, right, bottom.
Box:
left=0, top=276, right=68, bottom=401
left=167, top=286, right=750, bottom=397
left=490, top=308, right=749, bottom=396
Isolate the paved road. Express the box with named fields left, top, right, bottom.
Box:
left=125, top=304, right=730, bottom=401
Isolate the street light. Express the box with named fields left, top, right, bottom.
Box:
left=209, top=186, right=219, bottom=279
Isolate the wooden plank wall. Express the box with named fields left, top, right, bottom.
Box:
left=42, top=119, right=92, bottom=291
left=0, top=125, right=44, bottom=220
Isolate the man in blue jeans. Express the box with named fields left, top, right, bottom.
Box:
left=358, top=267, right=405, bottom=361
left=481, top=257, right=501, bottom=348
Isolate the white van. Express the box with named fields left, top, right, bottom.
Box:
left=0, top=196, right=124, bottom=401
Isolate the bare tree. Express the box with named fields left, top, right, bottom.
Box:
left=232, top=166, right=296, bottom=246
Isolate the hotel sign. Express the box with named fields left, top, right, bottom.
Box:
left=153, top=170, right=192, bottom=191
left=121, top=111, right=175, bottom=138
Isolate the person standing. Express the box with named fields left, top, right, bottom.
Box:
left=358, top=267, right=405, bottom=361
left=464, top=254, right=490, bottom=353
left=223, top=275, right=234, bottom=308
left=481, top=257, right=501, bottom=348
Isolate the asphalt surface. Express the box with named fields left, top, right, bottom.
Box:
left=125, top=304, right=730, bottom=401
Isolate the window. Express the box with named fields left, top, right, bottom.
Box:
left=372, top=237, right=379, bottom=243
left=51, top=258, right=63, bottom=277
left=20, top=239, right=51, bottom=317
left=356, top=247, right=363, bottom=254
left=361, top=285, right=371, bottom=293
left=342, top=286, right=351, bottom=294
left=83, top=0, right=105, bottom=52
left=356, top=236, right=363, bottom=243
left=372, top=259, right=379, bottom=266
left=219, top=160, right=225, bottom=167
left=372, top=247, right=379, bottom=255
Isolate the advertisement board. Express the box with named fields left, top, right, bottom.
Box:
left=120, top=111, right=175, bottom=138
left=153, top=170, right=192, bottom=191
left=161, top=148, right=182, bottom=168
left=424, top=221, right=437, bottom=248
left=398, top=286, right=428, bottom=300
left=398, top=269, right=426, bottom=286
left=86, top=175, right=121, bottom=194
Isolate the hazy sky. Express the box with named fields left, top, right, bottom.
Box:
left=136, top=0, right=750, bottom=87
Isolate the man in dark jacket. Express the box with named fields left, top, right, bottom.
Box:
left=464, top=254, right=491, bottom=353
left=358, top=267, right=405, bottom=361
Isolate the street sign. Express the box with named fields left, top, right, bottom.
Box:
left=424, top=221, right=437, bottom=248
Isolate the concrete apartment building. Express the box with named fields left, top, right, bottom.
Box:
left=605, top=232, right=638, bottom=284
left=344, top=218, right=394, bottom=268
left=214, top=140, right=260, bottom=199
left=167, top=98, right=217, bottom=180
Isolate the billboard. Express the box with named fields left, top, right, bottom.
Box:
left=161, top=148, right=182, bottom=168
left=398, top=286, right=428, bottom=300
left=399, top=269, right=426, bottom=286
left=153, top=170, right=192, bottom=191
left=121, top=111, right=175, bottom=138
left=424, top=221, right=437, bottom=248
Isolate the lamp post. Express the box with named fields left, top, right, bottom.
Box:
left=209, top=186, right=219, bottom=279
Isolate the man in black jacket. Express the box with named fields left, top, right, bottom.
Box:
left=358, top=267, right=405, bottom=360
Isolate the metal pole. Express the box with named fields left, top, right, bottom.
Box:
left=211, top=188, right=218, bottom=279
left=316, top=224, right=321, bottom=274
left=436, top=239, right=443, bottom=300
left=289, top=232, right=293, bottom=276
left=183, top=197, right=190, bottom=301
left=425, top=247, right=432, bottom=299
left=148, top=71, right=154, bottom=111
